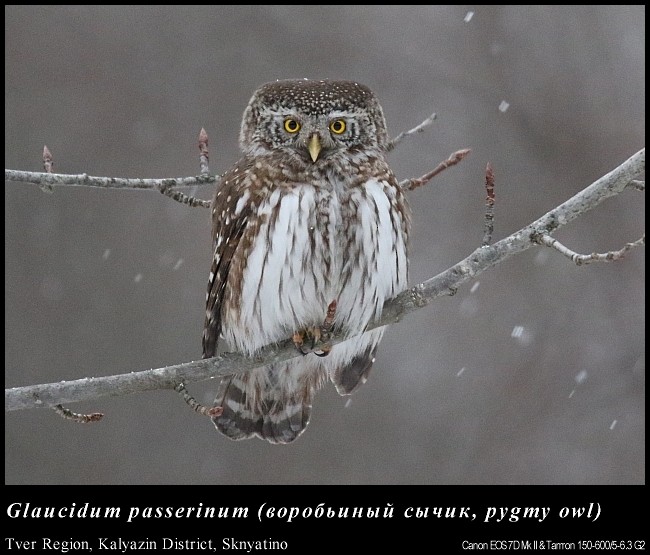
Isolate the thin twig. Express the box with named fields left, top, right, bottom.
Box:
left=400, top=148, right=471, bottom=191
left=174, top=383, right=222, bottom=417
left=5, top=148, right=644, bottom=412
left=5, top=169, right=217, bottom=191
left=42, top=145, right=54, bottom=173
left=52, top=404, right=104, bottom=423
left=198, top=128, right=210, bottom=176
left=40, top=145, right=54, bottom=193
left=5, top=114, right=439, bottom=195
left=535, top=233, right=645, bottom=266
left=482, top=162, right=495, bottom=246
left=387, top=112, right=437, bottom=151
left=322, top=300, right=337, bottom=333
left=159, top=182, right=211, bottom=208
left=160, top=127, right=214, bottom=207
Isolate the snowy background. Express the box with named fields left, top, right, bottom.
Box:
left=5, top=6, right=644, bottom=484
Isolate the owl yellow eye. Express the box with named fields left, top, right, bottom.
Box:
left=329, top=119, right=346, bottom=134
left=283, top=118, right=301, bottom=133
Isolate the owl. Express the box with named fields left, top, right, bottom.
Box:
left=203, top=79, right=410, bottom=444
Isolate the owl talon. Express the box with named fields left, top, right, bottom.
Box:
left=292, top=326, right=324, bottom=355
left=314, top=344, right=332, bottom=357
left=314, top=300, right=336, bottom=356
left=292, top=301, right=337, bottom=356
left=292, top=332, right=308, bottom=356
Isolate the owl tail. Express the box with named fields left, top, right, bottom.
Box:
left=212, top=363, right=323, bottom=445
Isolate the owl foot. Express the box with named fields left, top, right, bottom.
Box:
left=292, top=300, right=337, bottom=357
left=292, top=327, right=323, bottom=356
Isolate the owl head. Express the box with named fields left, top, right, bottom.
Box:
left=239, top=79, right=389, bottom=163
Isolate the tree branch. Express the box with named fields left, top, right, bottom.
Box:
left=4, top=169, right=217, bottom=191
left=482, top=162, right=496, bottom=246
left=399, top=148, right=471, bottom=191
left=387, top=111, right=437, bottom=151
left=4, top=113, right=439, bottom=198
left=40, top=145, right=55, bottom=193
left=198, top=127, right=210, bottom=176
left=5, top=148, right=644, bottom=412
left=52, top=404, right=104, bottom=423
left=535, top=233, right=645, bottom=265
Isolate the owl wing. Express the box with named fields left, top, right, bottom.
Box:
left=203, top=161, right=315, bottom=444
left=202, top=163, right=252, bottom=359
left=332, top=342, right=378, bottom=395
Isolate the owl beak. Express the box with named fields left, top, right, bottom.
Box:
left=308, top=134, right=322, bottom=162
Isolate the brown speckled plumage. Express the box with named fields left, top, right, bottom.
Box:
left=203, top=80, right=410, bottom=444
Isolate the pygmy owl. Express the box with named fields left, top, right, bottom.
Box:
left=203, top=79, right=410, bottom=444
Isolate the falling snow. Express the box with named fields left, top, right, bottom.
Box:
left=574, top=370, right=588, bottom=384
left=510, top=325, right=533, bottom=345
left=344, top=399, right=352, bottom=408
left=464, top=11, right=474, bottom=22
left=568, top=389, right=576, bottom=398
left=134, top=273, right=143, bottom=283
left=498, top=100, right=510, bottom=113
left=102, top=249, right=111, bottom=260
left=470, top=281, right=480, bottom=294
left=610, top=420, right=617, bottom=430
left=511, top=325, right=524, bottom=338
left=173, top=258, right=184, bottom=271
left=457, top=367, right=466, bottom=377
left=534, top=249, right=550, bottom=266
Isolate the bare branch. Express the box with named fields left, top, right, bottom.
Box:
left=158, top=128, right=214, bottom=207
left=5, top=148, right=644, bottom=413
left=387, top=112, right=437, bottom=151
left=52, top=404, right=104, bottom=423
left=482, top=162, right=495, bottom=246
left=159, top=182, right=211, bottom=208
left=40, top=145, right=54, bottom=193
left=8, top=132, right=220, bottom=211
left=42, top=145, right=54, bottom=173
left=535, top=233, right=645, bottom=265
left=198, top=128, right=210, bottom=175
left=175, top=383, right=222, bottom=417
left=5, top=169, right=217, bottom=191
left=5, top=113, right=439, bottom=194
left=400, top=148, right=471, bottom=191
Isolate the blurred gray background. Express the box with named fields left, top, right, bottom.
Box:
left=5, top=6, right=644, bottom=484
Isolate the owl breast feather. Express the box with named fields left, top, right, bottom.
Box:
left=221, top=178, right=408, bottom=356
